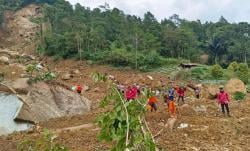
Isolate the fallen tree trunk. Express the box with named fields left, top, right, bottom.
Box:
left=0, top=83, right=30, bottom=107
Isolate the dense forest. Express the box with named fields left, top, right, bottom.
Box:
left=1, top=0, right=250, bottom=70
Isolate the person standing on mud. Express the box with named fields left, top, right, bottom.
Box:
left=217, top=86, right=231, bottom=116
left=195, top=87, right=201, bottom=99
left=166, top=85, right=176, bottom=117
left=176, top=84, right=186, bottom=105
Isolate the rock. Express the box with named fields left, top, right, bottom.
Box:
left=21, top=54, right=35, bottom=60
left=225, top=78, right=246, bottom=94
left=204, top=84, right=218, bottom=99
left=10, top=63, right=26, bottom=71
left=179, top=104, right=196, bottom=116
left=193, top=105, right=207, bottom=113
left=73, top=69, right=80, bottom=74
left=166, top=118, right=177, bottom=130
left=0, top=56, right=9, bottom=64
left=12, top=78, right=29, bottom=94
left=158, top=122, right=165, bottom=127
left=20, top=74, right=29, bottom=78
left=35, top=63, right=44, bottom=71
left=147, top=75, right=153, bottom=80
left=84, top=85, right=90, bottom=91
left=179, top=104, right=190, bottom=109
left=94, top=87, right=100, bottom=92
left=108, top=75, right=115, bottom=80
left=15, top=82, right=91, bottom=123
left=177, top=123, right=189, bottom=129
left=62, top=73, right=73, bottom=80
left=195, top=84, right=202, bottom=88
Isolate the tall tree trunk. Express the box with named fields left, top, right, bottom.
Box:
left=135, top=33, right=138, bottom=70
left=244, top=50, right=247, bottom=64
left=215, top=54, right=218, bottom=64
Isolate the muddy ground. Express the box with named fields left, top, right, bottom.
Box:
left=0, top=58, right=250, bottom=151
left=0, top=4, right=250, bottom=151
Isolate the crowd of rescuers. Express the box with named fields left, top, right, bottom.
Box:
left=109, top=76, right=199, bottom=118
left=73, top=74, right=230, bottom=117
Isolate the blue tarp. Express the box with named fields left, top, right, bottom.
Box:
left=0, top=93, right=32, bottom=135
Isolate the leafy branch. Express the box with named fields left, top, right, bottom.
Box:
left=95, top=72, right=157, bottom=151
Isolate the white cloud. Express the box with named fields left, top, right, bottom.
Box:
left=67, top=0, right=250, bottom=22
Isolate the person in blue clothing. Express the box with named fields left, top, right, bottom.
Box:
left=164, top=85, right=176, bottom=117
left=168, top=86, right=175, bottom=102
left=164, top=85, right=175, bottom=104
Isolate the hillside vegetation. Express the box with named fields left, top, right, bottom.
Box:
left=1, top=0, right=250, bottom=70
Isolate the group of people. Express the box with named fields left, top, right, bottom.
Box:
left=73, top=75, right=231, bottom=117
left=114, top=80, right=191, bottom=117
left=115, top=80, right=231, bottom=117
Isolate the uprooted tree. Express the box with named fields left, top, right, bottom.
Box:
left=92, top=73, right=157, bottom=151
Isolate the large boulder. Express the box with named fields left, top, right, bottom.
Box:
left=62, top=73, right=73, bottom=80
left=204, top=84, right=218, bottom=99
left=0, top=78, right=29, bottom=94
left=225, top=78, right=246, bottom=94
left=15, top=82, right=91, bottom=123
left=12, top=78, right=29, bottom=94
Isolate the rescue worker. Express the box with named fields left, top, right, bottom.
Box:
left=125, top=86, right=138, bottom=101
left=176, top=84, right=186, bottom=105
left=217, top=86, right=230, bottom=116
left=76, top=84, right=82, bottom=94
left=167, top=86, right=176, bottom=117
left=147, top=94, right=158, bottom=112
left=195, top=87, right=201, bottom=99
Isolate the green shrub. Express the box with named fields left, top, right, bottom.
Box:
left=17, top=129, right=68, bottom=151
left=26, top=64, right=36, bottom=78
left=161, top=58, right=189, bottom=67
left=233, top=91, right=246, bottom=101
left=210, top=64, right=224, bottom=79
left=228, top=61, right=239, bottom=72
left=191, top=66, right=209, bottom=80
left=137, top=52, right=162, bottom=71
left=103, top=49, right=132, bottom=67
left=237, top=63, right=249, bottom=84
left=176, top=70, right=192, bottom=80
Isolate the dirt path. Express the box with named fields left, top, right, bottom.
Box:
left=54, top=123, right=97, bottom=134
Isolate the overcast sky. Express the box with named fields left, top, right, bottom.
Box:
left=68, top=0, right=250, bottom=23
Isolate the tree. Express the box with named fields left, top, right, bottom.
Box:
left=207, top=35, right=228, bottom=64
left=95, top=73, right=157, bottom=150
left=237, top=63, right=249, bottom=84
left=11, top=0, right=249, bottom=68
left=210, top=64, right=224, bottom=79
left=227, top=61, right=239, bottom=72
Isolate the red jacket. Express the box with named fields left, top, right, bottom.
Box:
left=176, top=87, right=186, bottom=97
left=217, top=91, right=230, bottom=104
left=76, top=85, right=82, bottom=92
left=148, top=96, right=157, bottom=105
left=125, top=87, right=138, bottom=100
